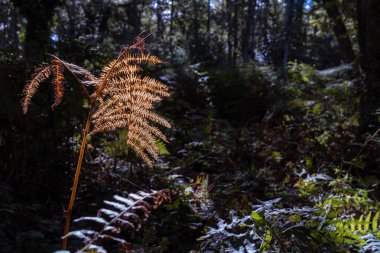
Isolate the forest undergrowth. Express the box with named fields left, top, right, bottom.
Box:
left=69, top=61, right=380, bottom=252
left=2, top=59, right=380, bottom=253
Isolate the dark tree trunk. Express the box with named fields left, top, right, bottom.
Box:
left=190, top=0, right=201, bottom=62
left=5, top=0, right=66, bottom=203
left=10, top=3, right=19, bottom=46
left=293, top=0, right=305, bottom=58
left=358, top=0, right=380, bottom=135
left=322, top=0, right=355, bottom=63
left=12, top=0, right=61, bottom=65
left=227, top=0, right=233, bottom=66
left=242, top=0, right=257, bottom=63
left=129, top=0, right=141, bottom=38
left=192, top=0, right=200, bottom=43
left=169, top=0, right=175, bottom=59
left=282, top=0, right=295, bottom=69
left=207, top=0, right=211, bottom=34
left=98, top=5, right=111, bottom=43
left=233, top=0, right=239, bottom=65
left=156, top=0, right=164, bottom=39
left=261, top=0, right=271, bottom=63
left=124, top=0, right=142, bottom=40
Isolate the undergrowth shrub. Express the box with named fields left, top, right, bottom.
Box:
left=199, top=176, right=380, bottom=252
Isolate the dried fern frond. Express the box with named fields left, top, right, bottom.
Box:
left=65, top=189, right=171, bottom=252
left=22, top=37, right=173, bottom=250
left=91, top=46, right=171, bottom=168
left=51, top=59, right=64, bottom=110
left=63, top=61, right=98, bottom=86
left=21, top=57, right=97, bottom=113
left=22, top=63, right=52, bottom=113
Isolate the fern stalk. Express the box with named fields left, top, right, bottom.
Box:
left=62, top=48, right=131, bottom=249
left=62, top=110, right=92, bottom=249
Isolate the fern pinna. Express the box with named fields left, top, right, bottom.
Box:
left=65, top=189, right=171, bottom=253
left=21, top=35, right=171, bottom=249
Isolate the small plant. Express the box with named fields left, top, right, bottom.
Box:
left=21, top=35, right=171, bottom=249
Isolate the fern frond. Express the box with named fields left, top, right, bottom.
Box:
left=51, top=59, right=64, bottom=109
left=63, top=61, right=98, bottom=86
left=22, top=63, right=52, bottom=113
left=360, top=234, right=380, bottom=253
left=121, top=53, right=163, bottom=65
left=65, top=189, right=171, bottom=252
left=91, top=45, right=171, bottom=168
left=21, top=57, right=97, bottom=113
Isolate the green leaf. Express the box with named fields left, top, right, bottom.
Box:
left=312, top=103, right=323, bottom=115
left=251, top=212, right=262, bottom=221
left=156, top=139, right=170, bottom=155
left=301, top=75, right=309, bottom=83
left=358, top=215, right=364, bottom=234
left=349, top=218, right=356, bottom=232
left=271, top=151, right=282, bottom=163
left=260, top=229, right=272, bottom=253
left=365, top=212, right=371, bottom=232
left=305, top=157, right=313, bottom=169
left=373, top=211, right=379, bottom=231
left=289, top=214, right=301, bottom=223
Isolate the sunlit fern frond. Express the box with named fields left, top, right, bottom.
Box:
left=22, top=63, right=53, bottom=113
left=51, top=59, right=64, bottom=110
left=95, top=53, right=163, bottom=92
left=91, top=47, right=170, bottom=168
left=21, top=58, right=97, bottom=113
left=63, top=61, right=98, bottom=86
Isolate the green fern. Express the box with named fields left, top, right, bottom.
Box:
left=329, top=211, right=380, bottom=244
left=156, top=139, right=170, bottom=155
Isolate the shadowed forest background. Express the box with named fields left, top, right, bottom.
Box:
left=1, top=0, right=380, bottom=252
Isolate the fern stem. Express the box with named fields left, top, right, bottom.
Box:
left=62, top=110, right=93, bottom=249
left=61, top=49, right=126, bottom=249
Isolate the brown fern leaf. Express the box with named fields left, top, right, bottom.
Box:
left=91, top=47, right=170, bottom=168
left=131, top=35, right=148, bottom=53
left=22, top=63, right=52, bottom=114
left=63, top=61, right=98, bottom=86
left=51, top=59, right=64, bottom=110
left=22, top=57, right=97, bottom=114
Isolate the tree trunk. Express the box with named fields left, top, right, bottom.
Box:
left=156, top=0, right=163, bottom=40
left=131, top=0, right=141, bottom=37
left=242, top=0, right=256, bottom=63
left=169, top=0, right=175, bottom=59
left=192, top=0, right=199, bottom=43
left=293, top=0, right=305, bottom=59
left=12, top=0, right=61, bottom=65
left=322, top=0, right=355, bottom=63
left=358, top=0, right=380, bottom=134
left=261, top=0, right=271, bottom=63
left=190, top=0, right=201, bottom=62
left=233, top=0, right=239, bottom=65
left=207, top=0, right=211, bottom=34
left=227, top=0, right=233, bottom=66
left=282, top=0, right=295, bottom=69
